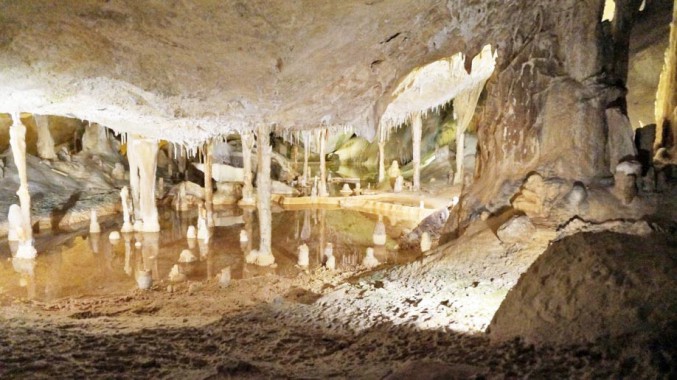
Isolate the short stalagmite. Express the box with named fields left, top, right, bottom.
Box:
left=297, top=244, right=310, bottom=267
left=89, top=210, right=101, bottom=234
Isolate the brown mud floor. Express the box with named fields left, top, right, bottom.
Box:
left=0, top=267, right=666, bottom=379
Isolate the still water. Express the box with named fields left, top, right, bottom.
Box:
left=0, top=206, right=417, bottom=302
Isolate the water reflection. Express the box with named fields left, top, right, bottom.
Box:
left=0, top=206, right=417, bottom=302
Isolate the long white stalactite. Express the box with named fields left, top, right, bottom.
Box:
left=412, top=113, right=422, bottom=191
left=9, top=113, right=37, bottom=259
left=240, top=131, right=256, bottom=205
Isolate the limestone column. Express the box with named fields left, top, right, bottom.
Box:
left=9, top=113, right=36, bottom=258
left=203, top=140, right=214, bottom=227
left=127, top=135, right=141, bottom=220
left=318, top=128, right=328, bottom=196
left=241, top=131, right=255, bottom=205
left=33, top=114, right=56, bottom=160
left=255, top=125, right=274, bottom=265
left=128, top=135, right=160, bottom=232
left=303, top=131, right=310, bottom=186
left=412, top=113, right=422, bottom=191
left=378, top=140, right=386, bottom=183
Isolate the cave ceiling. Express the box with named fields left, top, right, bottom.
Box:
left=0, top=0, right=538, bottom=146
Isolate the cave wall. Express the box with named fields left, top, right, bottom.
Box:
left=461, top=0, right=641, bottom=217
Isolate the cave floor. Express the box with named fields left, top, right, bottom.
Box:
left=0, top=205, right=648, bottom=378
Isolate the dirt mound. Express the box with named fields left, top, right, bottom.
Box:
left=489, top=231, right=677, bottom=346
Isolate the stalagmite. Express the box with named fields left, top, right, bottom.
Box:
left=373, top=216, right=387, bottom=245
left=9, top=113, right=36, bottom=259
left=178, top=249, right=197, bottom=263
left=128, top=135, right=160, bottom=232
left=255, top=125, right=275, bottom=266
left=324, top=243, right=335, bottom=270
left=378, top=140, right=386, bottom=183
left=412, top=112, right=422, bottom=191
left=186, top=225, right=197, bottom=239
left=219, top=267, right=231, bottom=288
left=297, top=244, right=309, bottom=267
left=89, top=210, right=101, bottom=234
left=387, top=160, right=401, bottom=179
left=33, top=114, right=56, bottom=160
left=203, top=140, right=214, bottom=227
left=7, top=204, right=21, bottom=241
left=136, top=270, right=152, bottom=290
left=197, top=205, right=210, bottom=241
left=318, top=128, right=329, bottom=197
left=240, top=131, right=256, bottom=205
left=363, top=247, right=379, bottom=269
left=393, top=176, right=404, bottom=193
left=109, top=231, right=121, bottom=241
left=420, top=232, right=432, bottom=253
left=168, top=264, right=186, bottom=282
left=239, top=229, right=248, bottom=243
left=340, top=183, right=352, bottom=196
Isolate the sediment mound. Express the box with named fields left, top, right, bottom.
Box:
left=489, top=231, right=677, bottom=345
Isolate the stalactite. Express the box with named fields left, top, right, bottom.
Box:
left=9, top=113, right=36, bottom=259
left=412, top=113, right=422, bottom=191
left=33, top=114, right=56, bottom=160
left=318, top=128, right=328, bottom=197
left=240, top=130, right=256, bottom=205
left=255, top=124, right=275, bottom=266
left=203, top=139, right=214, bottom=227
left=303, top=131, right=310, bottom=186
left=453, top=78, right=488, bottom=185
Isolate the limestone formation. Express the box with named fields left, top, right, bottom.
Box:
left=324, top=243, right=336, bottom=270
left=136, top=270, right=152, bottom=290
left=496, top=215, right=536, bottom=244
left=7, top=204, right=22, bottom=242
left=411, top=113, right=422, bottom=191
left=109, top=231, right=121, bottom=241
left=239, top=229, right=248, bottom=243
left=33, top=114, right=56, bottom=160
left=340, top=183, right=352, bottom=196
left=168, top=265, right=186, bottom=283
left=186, top=225, right=197, bottom=240
left=297, top=244, right=310, bottom=267
left=89, top=210, right=101, bottom=234
left=112, top=163, right=126, bottom=181
left=255, top=125, right=275, bottom=266
left=362, top=247, right=379, bottom=269
left=387, top=161, right=401, bottom=179
left=219, top=267, right=231, bottom=288
left=127, top=135, right=160, bottom=232
left=9, top=113, right=36, bottom=259
left=393, top=176, right=404, bottom=193
left=372, top=218, right=387, bottom=246
left=613, top=161, right=642, bottom=204
left=420, top=232, right=432, bottom=253
left=178, top=249, right=197, bottom=263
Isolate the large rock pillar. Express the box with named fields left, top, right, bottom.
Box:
left=9, top=113, right=36, bottom=259
left=255, top=125, right=274, bottom=265
left=412, top=113, right=422, bottom=191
